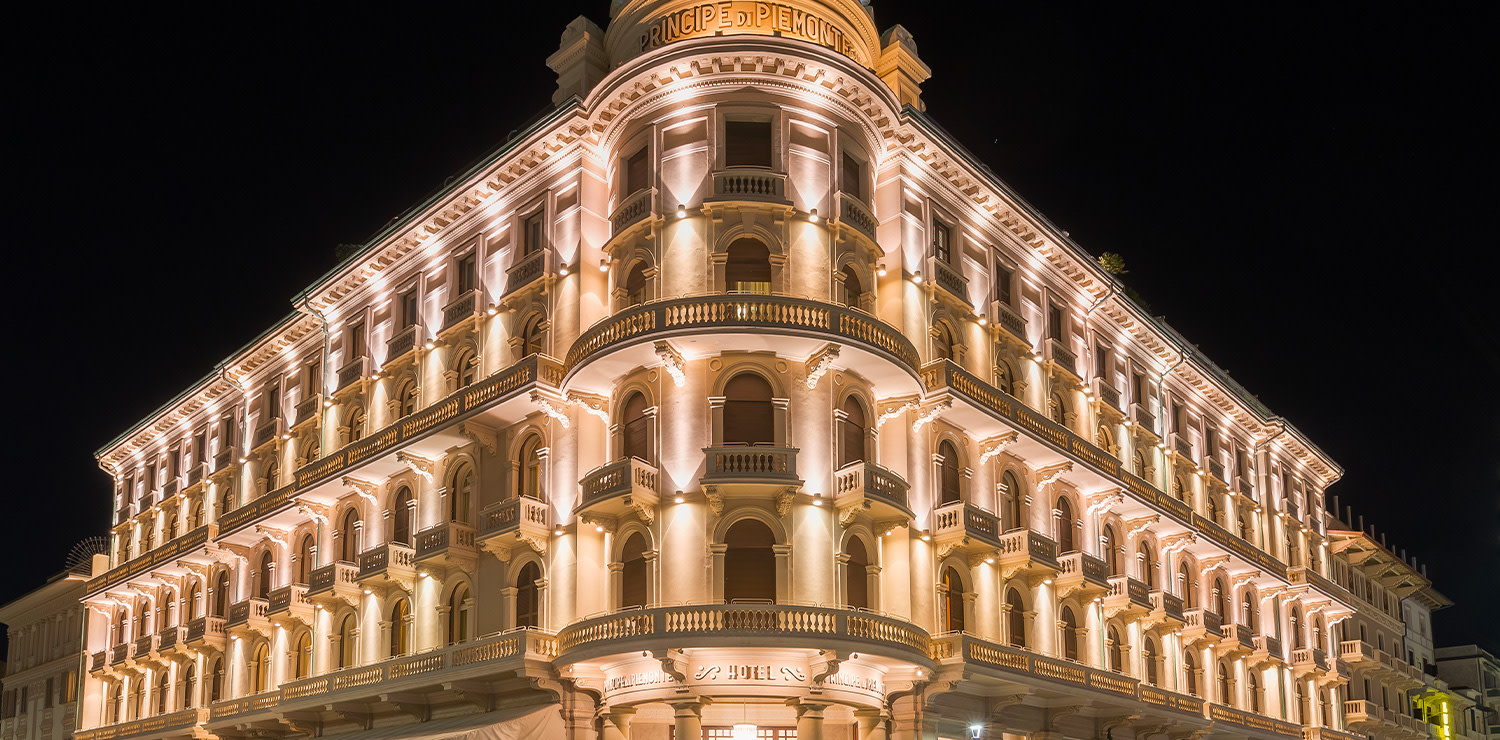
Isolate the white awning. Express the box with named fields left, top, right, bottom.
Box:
left=325, top=706, right=564, bottom=740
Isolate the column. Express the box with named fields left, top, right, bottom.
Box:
left=670, top=699, right=704, bottom=740
left=855, top=709, right=890, bottom=740
left=601, top=707, right=634, bottom=740
left=792, top=700, right=832, bottom=740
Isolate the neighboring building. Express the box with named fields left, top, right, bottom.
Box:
left=72, top=1, right=1465, bottom=739
left=1437, top=646, right=1500, bottom=740
left=1, top=549, right=99, bottom=740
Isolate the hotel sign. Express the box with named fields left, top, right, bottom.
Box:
left=601, top=657, right=885, bottom=702
left=639, top=2, right=860, bottom=58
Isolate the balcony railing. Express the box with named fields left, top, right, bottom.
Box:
left=1171, top=432, right=1194, bottom=461
left=479, top=496, right=550, bottom=539
left=556, top=604, right=928, bottom=665
left=157, top=626, right=183, bottom=652
left=611, top=188, right=653, bottom=234
left=579, top=457, right=659, bottom=509
left=709, top=168, right=787, bottom=202
left=927, top=256, right=968, bottom=302
left=307, top=562, right=359, bottom=595
left=85, top=525, right=214, bottom=596
left=266, top=585, right=309, bottom=615
left=415, top=521, right=477, bottom=560
left=1106, top=576, right=1151, bottom=610
left=1208, top=702, right=1302, bottom=738
left=109, top=644, right=127, bottom=665
left=75, top=707, right=208, bottom=740
left=293, top=396, right=321, bottom=427
left=1130, top=402, right=1157, bottom=434
left=933, top=633, right=1152, bottom=705
left=356, top=543, right=415, bottom=581
left=566, top=294, right=920, bottom=376
left=838, top=192, right=876, bottom=239
left=226, top=598, right=268, bottom=628
left=184, top=616, right=225, bottom=645
left=336, top=356, right=368, bottom=392
left=991, top=300, right=1027, bottom=342
left=133, top=634, right=157, bottom=657
left=1094, top=378, right=1121, bottom=411
left=701, top=446, right=799, bottom=483
left=1183, top=608, right=1224, bottom=639
left=932, top=501, right=1001, bottom=545
left=441, top=288, right=480, bottom=331
left=386, top=324, right=420, bottom=361
left=832, top=461, right=910, bottom=515
left=1055, top=552, right=1109, bottom=594
left=1150, top=590, right=1185, bottom=623
left=505, top=249, right=549, bottom=295
left=1208, top=457, right=1226, bottom=483
left=90, top=651, right=106, bottom=672
left=1046, top=337, right=1078, bottom=377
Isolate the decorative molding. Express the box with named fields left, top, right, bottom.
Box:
left=703, top=486, right=724, bottom=518
left=654, top=341, right=686, bottom=387
left=1036, top=462, right=1074, bottom=489
left=911, top=399, right=951, bottom=431
left=530, top=391, right=571, bottom=428
left=396, top=451, right=438, bottom=483
left=458, top=421, right=498, bottom=455
left=804, top=345, right=840, bottom=389
left=566, top=392, right=610, bottom=423
left=876, top=398, right=918, bottom=429
left=979, top=432, right=1019, bottom=465
left=343, top=476, right=379, bottom=505
left=776, top=488, right=798, bottom=517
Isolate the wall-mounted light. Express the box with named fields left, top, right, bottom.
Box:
left=877, top=263, right=888, bottom=277
left=808, top=208, right=819, bottom=223
left=559, top=264, right=570, bottom=277
left=920, top=531, right=932, bottom=542
left=970, top=725, right=984, bottom=740
left=674, top=491, right=685, bottom=504
left=812, top=493, right=823, bottom=506
left=599, top=258, right=610, bottom=272
left=424, top=340, right=435, bottom=350
left=486, top=305, right=498, bottom=316
left=553, top=528, right=564, bottom=536
left=912, top=270, right=923, bottom=284
left=676, top=204, right=687, bottom=218
left=977, top=314, right=988, bottom=326
left=323, top=400, right=332, bottom=408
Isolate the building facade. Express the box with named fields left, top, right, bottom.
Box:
left=74, top=1, right=1474, bottom=739
left=1, top=566, right=91, bottom=740
left=1436, top=646, right=1500, bottom=740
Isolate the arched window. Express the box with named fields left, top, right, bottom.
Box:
left=1247, top=670, right=1261, bottom=713
left=165, top=512, right=179, bottom=540
left=390, top=486, right=415, bottom=546
left=1096, top=424, right=1115, bottom=454
left=515, top=562, right=542, bottom=629
left=938, top=440, right=961, bottom=505
left=209, top=658, right=224, bottom=702
left=187, top=582, right=202, bottom=619
left=1292, top=606, right=1305, bottom=649
left=1313, top=616, right=1325, bottom=650
left=517, top=435, right=543, bottom=499
left=839, top=265, right=862, bottom=309
left=250, top=643, right=270, bottom=693
left=132, top=678, right=145, bottom=718
left=262, top=456, right=280, bottom=491
left=188, top=502, right=203, bottom=530
left=996, top=360, right=1015, bottom=396
left=396, top=380, right=419, bottom=419
left=1241, top=590, right=1257, bottom=630
left=1107, top=625, right=1123, bottom=672
left=1172, top=476, right=1187, bottom=502
left=725, top=238, right=771, bottom=294
left=1133, top=449, right=1148, bottom=477
left=1144, top=637, right=1159, bottom=685
left=1054, top=497, right=1076, bottom=553
left=211, top=571, right=230, bottom=618
left=724, top=519, right=777, bottom=603
left=839, top=396, right=866, bottom=467
left=1103, top=524, right=1119, bottom=575
left=1061, top=606, right=1079, bottom=661
left=1287, top=524, right=1301, bottom=566
left=454, top=348, right=478, bottom=389
left=942, top=567, right=965, bottom=633
left=1138, top=543, right=1157, bottom=590
left=621, top=392, right=652, bottom=463
left=447, top=585, right=472, bottom=645
left=1208, top=496, right=1223, bottom=525
left=1049, top=392, right=1068, bottom=425
left=108, top=684, right=122, bottom=723
left=844, top=537, right=870, bottom=610
left=113, top=609, right=127, bottom=644
left=337, top=615, right=357, bottom=669
left=1296, top=682, right=1310, bottom=722
left=1006, top=589, right=1026, bottom=648
left=389, top=599, right=411, bottom=657
left=1184, top=650, right=1199, bottom=696
left=449, top=464, right=474, bottom=524
left=1217, top=661, right=1231, bottom=704
left=1179, top=560, right=1194, bottom=604
left=346, top=405, right=366, bottom=443
left=1212, top=577, right=1227, bottom=616
left=723, top=373, right=774, bottom=445
left=304, top=437, right=321, bottom=463
left=519, top=314, right=545, bottom=356
left=156, top=670, right=169, bottom=714
left=1002, top=471, right=1024, bottom=531
left=296, top=535, right=315, bottom=585
left=624, top=262, right=649, bottom=307
left=182, top=664, right=197, bottom=709
left=620, top=533, right=648, bottom=610
left=1237, top=511, right=1251, bottom=540
left=933, top=323, right=956, bottom=361
left=339, top=509, right=361, bottom=562
left=293, top=632, right=311, bottom=679
left=255, top=550, right=274, bottom=598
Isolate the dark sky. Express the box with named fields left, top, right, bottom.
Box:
left=4, top=2, right=1495, bottom=650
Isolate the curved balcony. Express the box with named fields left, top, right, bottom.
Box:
left=563, top=295, right=921, bottom=395
left=701, top=446, right=799, bottom=486
left=578, top=457, right=659, bottom=520
left=832, top=461, right=910, bottom=521
left=555, top=603, right=931, bottom=668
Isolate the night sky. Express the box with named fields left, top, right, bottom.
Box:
left=4, top=2, right=1495, bottom=650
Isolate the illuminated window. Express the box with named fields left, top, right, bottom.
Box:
left=723, top=373, right=774, bottom=445
left=838, top=396, right=866, bottom=467
left=620, top=533, right=649, bottom=610
left=725, top=238, right=771, bottom=294
left=515, top=561, right=542, bottom=628
left=518, top=435, right=544, bottom=499
left=724, top=119, right=772, bottom=168
left=942, top=567, right=965, bottom=633
left=390, top=486, right=415, bottom=546
left=522, top=210, right=546, bottom=256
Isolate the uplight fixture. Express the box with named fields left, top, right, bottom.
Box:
left=486, top=305, right=498, bottom=316
left=599, top=258, right=610, bottom=272
left=808, top=208, right=819, bottom=223
left=912, top=270, right=923, bottom=284
left=559, top=264, right=570, bottom=277
left=676, top=204, right=687, bottom=218
left=876, top=263, right=888, bottom=277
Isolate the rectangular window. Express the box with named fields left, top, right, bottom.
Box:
left=144, top=463, right=157, bottom=492
left=265, top=378, right=281, bottom=420
left=400, top=288, right=420, bottom=329
left=456, top=252, right=478, bottom=294
left=193, top=431, right=206, bottom=466
left=219, top=413, right=235, bottom=450
left=625, top=147, right=649, bottom=195
left=44, top=679, right=52, bottom=709
left=1095, top=338, right=1111, bottom=379
left=304, top=360, right=322, bottom=395
left=995, top=262, right=1014, bottom=306
left=64, top=671, right=76, bottom=703
left=933, top=220, right=952, bottom=263
left=841, top=152, right=864, bottom=200
left=1047, top=303, right=1064, bottom=342
left=346, top=321, right=366, bottom=359
left=725, top=120, right=773, bottom=167
left=165, top=446, right=179, bottom=480
left=522, top=210, right=546, bottom=255
left=1131, top=371, right=1145, bottom=405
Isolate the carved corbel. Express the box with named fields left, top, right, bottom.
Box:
left=874, top=519, right=908, bottom=536
left=1160, top=533, right=1197, bottom=556
left=654, top=341, right=686, bottom=387
left=837, top=503, right=867, bottom=527
left=911, top=399, right=952, bottom=431
left=1231, top=571, right=1262, bottom=589
left=628, top=498, right=656, bottom=525
left=342, top=476, right=379, bottom=505
left=1086, top=489, right=1125, bottom=515
left=396, top=451, right=437, bottom=483
left=810, top=650, right=845, bottom=685
left=1199, top=554, right=1229, bottom=571
left=481, top=539, right=513, bottom=563
left=703, top=486, right=724, bottom=518
left=979, top=432, right=1020, bottom=465
left=297, top=502, right=330, bottom=525
left=529, top=391, right=571, bottom=428
left=875, top=398, right=919, bottom=429
left=776, top=488, right=798, bottom=517
left=516, top=532, right=548, bottom=556
left=1126, top=515, right=1160, bottom=539
left=804, top=345, right=840, bottom=389
left=1037, top=462, right=1074, bottom=489
left=458, top=421, right=498, bottom=455
left=565, top=392, right=610, bottom=422
left=654, top=649, right=688, bottom=683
